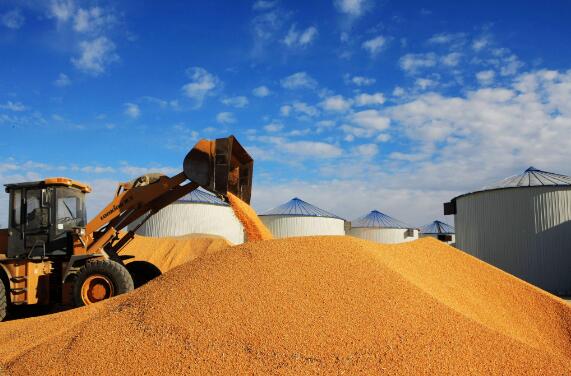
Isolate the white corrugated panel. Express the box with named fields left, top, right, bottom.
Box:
left=419, top=233, right=456, bottom=245
left=130, top=202, right=244, bottom=244
left=454, top=186, right=571, bottom=295
left=260, top=215, right=345, bottom=238
left=348, top=228, right=419, bottom=244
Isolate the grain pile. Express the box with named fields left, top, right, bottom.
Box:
left=119, top=234, right=230, bottom=273
left=1, top=236, right=570, bottom=375
left=227, top=192, right=273, bottom=241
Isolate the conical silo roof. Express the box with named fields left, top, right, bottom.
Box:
left=179, top=188, right=228, bottom=206
left=420, top=220, right=455, bottom=235
left=483, top=167, right=571, bottom=190
left=260, top=197, right=342, bottom=219
left=351, top=210, right=411, bottom=229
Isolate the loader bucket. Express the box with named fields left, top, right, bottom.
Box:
left=183, top=135, right=253, bottom=204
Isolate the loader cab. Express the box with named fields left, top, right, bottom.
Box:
left=5, top=178, right=90, bottom=259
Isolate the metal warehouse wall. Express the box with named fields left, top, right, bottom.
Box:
left=454, top=186, right=571, bottom=295
left=130, top=202, right=244, bottom=245
left=348, top=228, right=419, bottom=244
left=260, top=216, right=345, bottom=238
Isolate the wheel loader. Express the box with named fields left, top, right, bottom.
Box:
left=0, top=136, right=253, bottom=321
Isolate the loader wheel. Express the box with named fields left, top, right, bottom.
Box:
left=73, top=259, right=134, bottom=307
left=0, top=281, right=6, bottom=322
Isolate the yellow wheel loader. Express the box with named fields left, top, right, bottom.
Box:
left=0, top=136, right=253, bottom=321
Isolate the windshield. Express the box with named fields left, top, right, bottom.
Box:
left=56, top=187, right=86, bottom=233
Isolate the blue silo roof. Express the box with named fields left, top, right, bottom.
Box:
left=260, top=197, right=343, bottom=219
left=178, top=188, right=228, bottom=206
left=451, top=167, right=571, bottom=202
left=482, top=166, right=571, bottom=190
left=420, top=220, right=455, bottom=234
left=351, top=210, right=411, bottom=229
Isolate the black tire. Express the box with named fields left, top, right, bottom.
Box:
left=0, top=280, right=6, bottom=322
left=72, top=259, right=134, bottom=307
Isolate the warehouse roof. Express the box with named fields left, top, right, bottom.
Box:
left=179, top=189, right=228, bottom=206
left=351, top=210, right=412, bottom=229
left=260, top=197, right=343, bottom=219
left=420, top=220, right=455, bottom=235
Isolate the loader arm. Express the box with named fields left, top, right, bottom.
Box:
left=73, top=135, right=253, bottom=259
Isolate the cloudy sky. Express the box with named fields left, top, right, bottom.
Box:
left=1, top=0, right=571, bottom=227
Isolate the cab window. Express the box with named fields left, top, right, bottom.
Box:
left=56, top=188, right=86, bottom=233
left=11, top=190, right=22, bottom=228
left=25, top=190, right=43, bottom=230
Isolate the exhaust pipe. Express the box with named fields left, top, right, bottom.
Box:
left=183, top=136, right=253, bottom=204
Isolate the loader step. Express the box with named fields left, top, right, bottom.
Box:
left=10, top=276, right=27, bottom=282
left=10, top=288, right=27, bottom=294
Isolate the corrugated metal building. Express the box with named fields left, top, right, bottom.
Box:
left=129, top=189, right=244, bottom=244
left=444, top=166, right=571, bottom=295
left=259, top=197, right=345, bottom=238
left=419, top=220, right=455, bottom=245
left=348, top=210, right=419, bottom=244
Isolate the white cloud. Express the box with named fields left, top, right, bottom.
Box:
left=216, top=112, right=236, bottom=124
left=264, top=122, right=283, bottom=132
left=182, top=67, right=220, bottom=107
left=280, top=72, right=318, bottom=89
left=400, top=53, right=437, bottom=74
left=351, top=109, right=391, bottom=130
left=253, top=85, right=270, bottom=97
left=253, top=0, right=278, bottom=10
left=346, top=75, right=376, bottom=86
left=1, top=9, right=24, bottom=29
left=73, top=6, right=114, bottom=34
left=284, top=25, right=318, bottom=47
left=281, top=140, right=342, bottom=158
left=415, top=78, right=437, bottom=90
left=334, top=0, right=371, bottom=17
left=221, top=96, right=249, bottom=108
left=354, top=143, right=378, bottom=158
left=362, top=35, right=386, bottom=56
left=282, top=101, right=319, bottom=118
left=476, top=70, right=495, bottom=85
left=124, top=103, right=140, bottom=119
left=321, top=95, right=352, bottom=112
left=49, top=0, right=75, bottom=23
left=0, top=101, right=26, bottom=112
left=442, top=52, right=462, bottom=67
left=54, top=73, right=71, bottom=87
left=354, top=92, right=385, bottom=106
left=72, top=37, right=118, bottom=75
left=280, top=105, right=292, bottom=116
left=428, top=32, right=465, bottom=45
left=472, top=37, right=489, bottom=51
left=393, top=86, right=405, bottom=97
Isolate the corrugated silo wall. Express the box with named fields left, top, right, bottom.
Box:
left=260, top=216, right=345, bottom=238
left=348, top=228, right=419, bottom=244
left=130, top=202, right=245, bottom=245
left=454, top=186, right=571, bottom=295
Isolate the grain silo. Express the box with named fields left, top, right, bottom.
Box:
left=348, top=210, right=419, bottom=244
left=259, top=197, right=345, bottom=238
left=419, top=220, right=455, bottom=245
left=443, top=166, right=571, bottom=295
left=130, top=189, right=244, bottom=244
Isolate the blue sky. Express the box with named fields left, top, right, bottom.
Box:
left=1, top=0, right=571, bottom=227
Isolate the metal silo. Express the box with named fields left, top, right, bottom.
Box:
left=259, top=197, right=345, bottom=238
left=348, top=210, right=419, bottom=244
left=444, top=167, right=571, bottom=295
left=419, top=220, right=455, bottom=245
left=130, top=189, right=244, bottom=244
